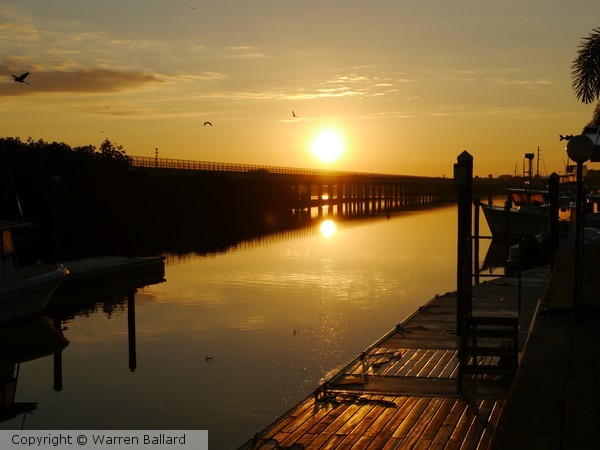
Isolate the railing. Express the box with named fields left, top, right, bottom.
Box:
left=130, top=156, right=425, bottom=179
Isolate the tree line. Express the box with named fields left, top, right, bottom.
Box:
left=0, top=137, right=293, bottom=262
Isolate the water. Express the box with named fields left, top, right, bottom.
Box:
left=1, top=204, right=493, bottom=449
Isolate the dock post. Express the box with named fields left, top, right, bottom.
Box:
left=454, top=151, right=473, bottom=372
left=474, top=197, right=480, bottom=285
left=548, top=172, right=560, bottom=271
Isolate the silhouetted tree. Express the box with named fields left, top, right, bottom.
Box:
left=572, top=27, right=600, bottom=124
left=98, top=139, right=133, bottom=166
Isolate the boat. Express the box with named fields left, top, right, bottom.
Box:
left=0, top=222, right=68, bottom=323
left=480, top=188, right=553, bottom=238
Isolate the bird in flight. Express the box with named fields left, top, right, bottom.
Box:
left=204, top=121, right=213, bottom=127
left=559, top=134, right=573, bottom=141
left=12, top=72, right=30, bottom=84
left=292, top=110, right=297, bottom=118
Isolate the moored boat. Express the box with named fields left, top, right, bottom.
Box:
left=481, top=189, right=552, bottom=238
left=0, top=222, right=68, bottom=323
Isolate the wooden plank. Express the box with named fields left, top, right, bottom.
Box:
left=439, top=351, right=460, bottom=379
left=417, top=349, right=450, bottom=377
left=385, top=348, right=417, bottom=376
left=396, top=397, right=445, bottom=448
left=276, top=399, right=337, bottom=446
left=429, top=350, right=456, bottom=378
left=361, top=396, right=411, bottom=439
left=334, top=395, right=399, bottom=448
left=406, top=349, right=437, bottom=376
left=366, top=397, right=420, bottom=449
left=429, top=398, right=472, bottom=450
left=445, top=399, right=484, bottom=450
left=460, top=399, right=496, bottom=449
left=477, top=399, right=504, bottom=450
left=304, top=399, right=365, bottom=447
left=413, top=397, right=459, bottom=450
left=388, top=397, right=434, bottom=442
left=395, top=349, right=429, bottom=376
left=331, top=394, right=381, bottom=436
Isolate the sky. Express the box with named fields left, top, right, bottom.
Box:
left=2, top=0, right=600, bottom=177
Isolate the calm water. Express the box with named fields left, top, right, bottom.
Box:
left=2, top=204, right=493, bottom=449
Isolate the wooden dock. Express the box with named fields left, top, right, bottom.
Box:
left=49, top=256, right=165, bottom=308
left=239, top=267, right=550, bottom=449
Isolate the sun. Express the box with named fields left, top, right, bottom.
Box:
left=311, top=130, right=344, bottom=163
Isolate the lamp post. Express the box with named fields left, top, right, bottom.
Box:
left=566, top=135, right=594, bottom=317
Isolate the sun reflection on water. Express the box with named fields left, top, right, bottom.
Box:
left=319, top=219, right=336, bottom=238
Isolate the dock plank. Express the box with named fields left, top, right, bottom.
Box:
left=418, top=397, right=459, bottom=448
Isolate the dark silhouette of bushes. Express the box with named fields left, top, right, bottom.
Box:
left=1, top=137, right=294, bottom=261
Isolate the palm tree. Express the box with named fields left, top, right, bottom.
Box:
left=572, top=28, right=600, bottom=124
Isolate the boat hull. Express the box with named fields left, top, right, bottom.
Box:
left=0, top=265, right=68, bottom=323
left=481, top=204, right=550, bottom=238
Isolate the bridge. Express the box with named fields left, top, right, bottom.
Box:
left=130, top=155, right=455, bottom=214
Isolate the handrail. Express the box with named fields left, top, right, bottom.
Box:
left=129, top=155, right=439, bottom=180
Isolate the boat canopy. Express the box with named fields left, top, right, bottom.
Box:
left=510, top=191, right=546, bottom=206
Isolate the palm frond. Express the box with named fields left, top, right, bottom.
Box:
left=572, top=27, right=600, bottom=104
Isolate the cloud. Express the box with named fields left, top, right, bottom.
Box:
left=0, top=65, right=163, bottom=96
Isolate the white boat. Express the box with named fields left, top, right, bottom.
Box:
left=481, top=189, right=551, bottom=238
left=0, top=264, right=68, bottom=323
left=0, top=222, right=68, bottom=323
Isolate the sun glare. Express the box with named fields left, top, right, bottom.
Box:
left=320, top=219, right=337, bottom=238
left=312, top=130, right=344, bottom=163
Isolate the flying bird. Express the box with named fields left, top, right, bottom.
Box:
left=292, top=110, right=297, bottom=118
left=12, top=72, right=30, bottom=84
left=559, top=134, right=573, bottom=141
left=203, top=121, right=213, bottom=127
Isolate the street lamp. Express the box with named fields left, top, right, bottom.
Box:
left=566, top=135, right=594, bottom=316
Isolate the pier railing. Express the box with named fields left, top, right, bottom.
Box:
left=130, top=156, right=421, bottom=179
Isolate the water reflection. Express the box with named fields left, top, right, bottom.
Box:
left=3, top=204, right=493, bottom=449
left=319, top=219, right=336, bottom=238
left=481, top=238, right=516, bottom=272
left=0, top=316, right=68, bottom=425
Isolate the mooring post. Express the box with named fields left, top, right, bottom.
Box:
left=548, top=172, right=560, bottom=271
left=454, top=151, right=473, bottom=347
left=473, top=197, right=480, bottom=285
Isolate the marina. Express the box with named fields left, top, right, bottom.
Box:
left=1, top=203, right=599, bottom=449
left=3, top=4, right=600, bottom=449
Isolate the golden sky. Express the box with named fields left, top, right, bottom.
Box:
left=1, top=1, right=599, bottom=177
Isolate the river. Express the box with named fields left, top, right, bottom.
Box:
left=1, top=204, right=494, bottom=449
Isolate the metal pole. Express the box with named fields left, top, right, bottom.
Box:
left=474, top=197, right=480, bottom=285
left=573, top=162, right=584, bottom=317
left=548, top=173, right=560, bottom=271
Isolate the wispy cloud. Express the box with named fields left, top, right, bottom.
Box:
left=0, top=64, right=163, bottom=96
